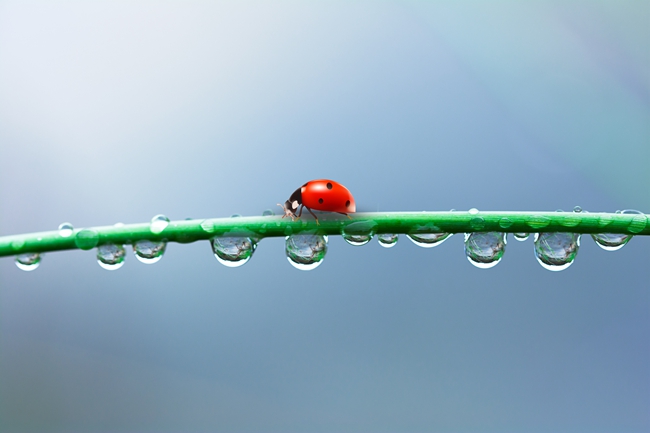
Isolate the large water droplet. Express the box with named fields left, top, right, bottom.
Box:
left=15, top=253, right=41, bottom=271
left=407, top=232, right=451, bottom=248
left=211, top=237, right=256, bottom=267
left=527, top=215, right=551, bottom=229
left=514, top=233, right=529, bottom=242
left=377, top=233, right=398, bottom=248
left=133, top=240, right=166, bottom=264
left=341, top=221, right=376, bottom=246
left=285, top=234, right=328, bottom=270
left=75, top=229, right=99, bottom=250
left=97, top=244, right=126, bottom=270
left=591, top=233, right=631, bottom=251
left=150, top=214, right=170, bottom=234
left=464, top=232, right=506, bottom=269
left=58, top=222, right=74, bottom=238
left=534, top=233, right=580, bottom=271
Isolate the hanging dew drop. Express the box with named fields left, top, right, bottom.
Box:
left=341, top=221, right=376, bottom=246
left=285, top=234, right=328, bottom=271
left=407, top=232, right=451, bottom=248
left=591, top=233, right=631, bottom=251
left=464, top=232, right=506, bottom=269
left=211, top=237, right=256, bottom=267
left=514, top=233, right=529, bottom=242
left=58, top=222, right=74, bottom=238
left=534, top=233, right=580, bottom=271
left=96, top=244, right=126, bottom=270
left=133, top=240, right=166, bottom=264
left=150, top=214, right=170, bottom=234
left=15, top=253, right=41, bottom=271
left=377, top=233, right=398, bottom=248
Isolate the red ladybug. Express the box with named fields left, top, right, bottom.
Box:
left=278, top=179, right=356, bottom=222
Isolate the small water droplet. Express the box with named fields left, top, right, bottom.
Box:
left=11, top=239, right=25, bottom=250
left=96, top=244, right=126, bottom=270
left=527, top=215, right=551, bottom=229
left=470, top=217, right=485, bottom=230
left=150, top=214, right=170, bottom=234
left=468, top=208, right=479, bottom=215
left=341, top=221, right=376, bottom=246
left=464, top=232, right=506, bottom=269
left=498, top=217, right=513, bottom=229
left=407, top=232, right=452, bottom=248
left=514, top=233, right=529, bottom=242
left=262, top=209, right=275, bottom=216
left=591, top=233, right=631, bottom=251
left=559, top=213, right=581, bottom=227
left=597, top=214, right=613, bottom=227
left=211, top=237, right=256, bottom=267
left=114, top=222, right=125, bottom=227
left=573, top=206, right=582, bottom=213
left=285, top=234, right=328, bottom=270
left=133, top=240, right=166, bottom=264
left=623, top=209, right=646, bottom=234
left=15, top=253, right=40, bottom=271
left=377, top=233, right=398, bottom=248
left=75, top=229, right=99, bottom=250
left=58, top=222, right=74, bottom=238
left=200, top=219, right=216, bottom=233
left=534, top=233, right=580, bottom=271
left=231, top=214, right=242, bottom=218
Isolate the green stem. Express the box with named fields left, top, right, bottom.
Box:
left=1, top=211, right=647, bottom=258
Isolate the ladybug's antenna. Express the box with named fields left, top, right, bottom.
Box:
left=277, top=203, right=298, bottom=221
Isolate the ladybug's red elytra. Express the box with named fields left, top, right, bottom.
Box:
left=278, top=179, right=356, bottom=223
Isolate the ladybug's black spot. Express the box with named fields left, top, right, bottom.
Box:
left=326, top=182, right=333, bottom=190
left=346, top=200, right=351, bottom=207
left=318, top=198, right=324, bottom=204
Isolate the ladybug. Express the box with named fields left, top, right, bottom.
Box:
left=278, top=179, right=356, bottom=222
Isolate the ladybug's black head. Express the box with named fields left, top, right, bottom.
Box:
left=277, top=187, right=303, bottom=221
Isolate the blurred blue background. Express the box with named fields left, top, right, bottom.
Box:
left=0, top=1, right=648, bottom=432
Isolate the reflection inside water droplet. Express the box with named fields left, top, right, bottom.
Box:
left=133, top=240, right=166, bottom=264
left=58, top=222, right=74, bottom=238
left=573, top=206, right=582, bottom=213
left=150, top=214, right=170, bottom=234
left=464, top=232, right=506, bottom=269
left=15, top=253, right=41, bottom=271
left=514, top=233, right=529, bottom=242
left=407, top=232, right=451, bottom=248
left=211, top=237, right=256, bottom=267
left=341, top=222, right=375, bottom=246
left=377, top=233, right=398, bottom=248
left=591, top=233, right=631, bottom=251
left=534, top=232, right=580, bottom=271
left=96, top=244, right=126, bottom=270
left=285, top=234, right=328, bottom=270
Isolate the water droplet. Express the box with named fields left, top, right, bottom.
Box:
left=623, top=209, right=646, bottom=234
left=514, top=233, right=529, bottom=242
left=341, top=221, right=376, bottom=246
left=96, top=244, right=126, bottom=270
left=591, top=233, right=631, bottom=251
left=75, top=229, right=99, bottom=250
left=211, top=237, right=256, bottom=267
left=464, top=232, right=506, bottom=269
left=150, top=214, right=170, bottom=234
left=534, top=233, right=580, bottom=271
left=573, top=206, right=582, bottom=213
left=262, top=209, right=275, bottom=216
left=231, top=214, right=241, bottom=218
left=470, top=217, right=485, bottom=230
left=377, top=233, right=398, bottom=248
left=498, top=217, right=513, bottom=229
left=597, top=214, right=613, bottom=227
left=58, top=222, right=74, bottom=237
left=285, top=234, right=328, bottom=270
left=200, top=219, right=216, bottom=233
left=114, top=222, right=125, bottom=227
left=526, top=215, right=551, bottom=229
left=133, top=240, right=166, bottom=264
left=559, top=213, right=581, bottom=227
left=468, top=208, right=479, bottom=215
left=407, top=232, right=452, bottom=248
left=11, top=238, right=25, bottom=250
left=15, top=253, right=40, bottom=271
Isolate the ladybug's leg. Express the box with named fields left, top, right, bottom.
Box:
left=297, top=205, right=304, bottom=218
left=337, top=212, right=353, bottom=220
left=306, top=207, right=320, bottom=225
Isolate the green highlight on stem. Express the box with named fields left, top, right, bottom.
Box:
left=0, top=211, right=647, bottom=258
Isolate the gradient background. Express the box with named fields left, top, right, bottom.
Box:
left=0, top=1, right=648, bottom=432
